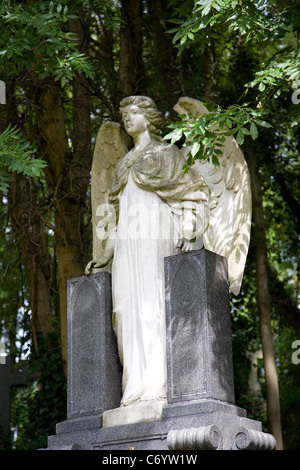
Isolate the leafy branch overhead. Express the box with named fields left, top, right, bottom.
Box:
left=0, top=125, right=46, bottom=192
left=167, top=0, right=300, bottom=167
left=169, top=0, right=287, bottom=51
left=0, top=0, right=94, bottom=86
left=0, top=0, right=97, bottom=193
left=164, top=104, right=272, bottom=172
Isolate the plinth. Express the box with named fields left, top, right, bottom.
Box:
left=45, top=250, right=276, bottom=451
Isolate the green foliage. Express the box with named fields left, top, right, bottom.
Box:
left=164, top=103, right=272, bottom=171
left=166, top=0, right=300, bottom=168
left=11, top=332, right=67, bottom=450
left=0, top=210, right=25, bottom=360
left=0, top=427, right=14, bottom=451
left=0, top=125, right=47, bottom=192
left=274, top=327, right=300, bottom=449
left=0, top=0, right=93, bottom=86
left=245, top=48, right=300, bottom=109
left=169, top=0, right=288, bottom=53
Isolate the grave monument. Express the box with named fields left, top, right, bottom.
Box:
left=45, top=97, right=276, bottom=450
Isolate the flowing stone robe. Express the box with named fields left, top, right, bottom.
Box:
left=107, top=140, right=209, bottom=406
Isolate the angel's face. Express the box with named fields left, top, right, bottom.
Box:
left=122, top=105, right=149, bottom=137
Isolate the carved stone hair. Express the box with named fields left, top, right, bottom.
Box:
left=120, top=96, right=165, bottom=135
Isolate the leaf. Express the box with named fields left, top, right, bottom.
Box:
left=236, top=130, right=244, bottom=145
left=226, top=118, right=233, bottom=128
left=255, top=119, right=273, bottom=128
left=240, top=126, right=251, bottom=135
left=0, top=125, right=47, bottom=185
left=191, top=141, right=200, bottom=157
left=180, top=35, right=187, bottom=45
left=0, top=167, right=11, bottom=192
left=202, top=3, right=212, bottom=16
left=167, top=19, right=183, bottom=25
left=212, top=155, right=220, bottom=167
left=164, top=127, right=183, bottom=143
left=250, top=121, right=258, bottom=140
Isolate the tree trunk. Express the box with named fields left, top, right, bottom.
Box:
left=116, top=0, right=146, bottom=104
left=269, top=271, right=300, bottom=337
left=203, top=43, right=217, bottom=102
left=34, top=80, right=89, bottom=368
left=9, top=174, right=56, bottom=351
left=69, top=10, right=92, bottom=185
left=146, top=0, right=181, bottom=113
left=1, top=81, right=56, bottom=352
left=31, top=12, right=92, bottom=368
left=244, top=142, right=283, bottom=450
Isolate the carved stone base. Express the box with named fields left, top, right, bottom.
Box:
left=167, top=424, right=276, bottom=451
left=46, top=399, right=276, bottom=450
left=233, top=427, right=276, bottom=450
left=45, top=254, right=276, bottom=451
left=167, top=425, right=223, bottom=451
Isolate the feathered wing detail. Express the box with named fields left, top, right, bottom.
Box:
left=174, top=97, right=252, bottom=295
left=91, top=121, right=127, bottom=272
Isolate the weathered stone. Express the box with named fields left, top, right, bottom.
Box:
left=167, top=425, right=222, bottom=450
left=233, top=427, right=276, bottom=450
left=66, top=272, right=122, bottom=420
left=164, top=249, right=235, bottom=404
left=46, top=254, right=276, bottom=451
left=103, top=400, right=166, bottom=427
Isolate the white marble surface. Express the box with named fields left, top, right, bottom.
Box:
left=103, top=400, right=167, bottom=427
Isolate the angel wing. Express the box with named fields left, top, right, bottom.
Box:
left=91, top=121, right=127, bottom=272
left=174, top=97, right=252, bottom=295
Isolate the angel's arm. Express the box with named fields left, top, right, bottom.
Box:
left=177, top=207, right=197, bottom=252
left=85, top=202, right=117, bottom=274
left=85, top=237, right=115, bottom=274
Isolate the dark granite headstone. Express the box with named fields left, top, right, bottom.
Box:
left=164, top=249, right=235, bottom=405
left=54, top=272, right=122, bottom=436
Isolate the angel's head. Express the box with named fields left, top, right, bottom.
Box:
left=120, top=96, right=164, bottom=137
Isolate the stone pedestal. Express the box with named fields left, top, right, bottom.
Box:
left=164, top=249, right=234, bottom=405
left=48, top=272, right=122, bottom=442
left=46, top=251, right=276, bottom=451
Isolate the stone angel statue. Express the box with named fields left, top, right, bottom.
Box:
left=85, top=96, right=251, bottom=409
